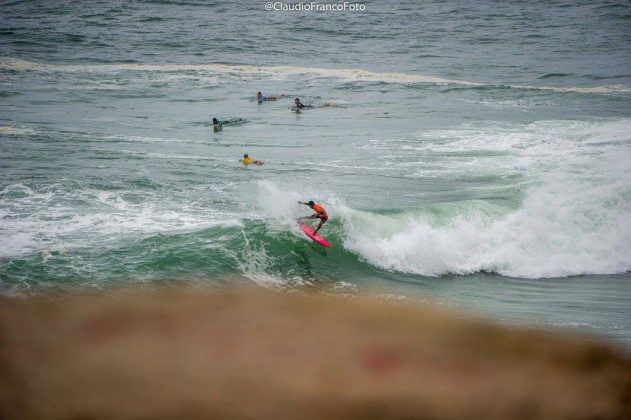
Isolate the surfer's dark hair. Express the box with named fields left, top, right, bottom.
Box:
left=308, top=200, right=314, bottom=206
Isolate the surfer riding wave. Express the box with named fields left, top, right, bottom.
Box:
left=298, top=200, right=328, bottom=235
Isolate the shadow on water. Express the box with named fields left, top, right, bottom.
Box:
left=292, top=249, right=314, bottom=279
left=307, top=242, right=328, bottom=256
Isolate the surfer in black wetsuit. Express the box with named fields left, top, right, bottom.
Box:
left=292, top=97, right=314, bottom=112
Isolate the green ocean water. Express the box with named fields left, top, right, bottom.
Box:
left=1, top=1, right=631, bottom=347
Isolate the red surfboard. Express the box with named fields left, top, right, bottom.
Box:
left=299, top=223, right=333, bottom=248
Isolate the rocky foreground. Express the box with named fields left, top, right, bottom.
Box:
left=1, top=287, right=629, bottom=419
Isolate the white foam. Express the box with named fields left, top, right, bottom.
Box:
left=509, top=83, right=631, bottom=94
left=0, top=125, right=36, bottom=136
left=0, top=183, right=243, bottom=258
left=343, top=119, right=631, bottom=278
left=256, top=180, right=307, bottom=238
left=2, top=57, right=627, bottom=94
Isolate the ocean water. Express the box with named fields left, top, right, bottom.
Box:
left=1, top=1, right=630, bottom=347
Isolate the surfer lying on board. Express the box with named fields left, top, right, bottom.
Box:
left=298, top=201, right=328, bottom=235
left=239, top=154, right=263, bottom=165
left=257, top=92, right=283, bottom=103
left=293, top=98, right=314, bottom=109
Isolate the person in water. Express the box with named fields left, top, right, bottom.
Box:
left=212, top=117, right=224, bottom=132
left=298, top=200, right=328, bottom=235
left=257, top=92, right=281, bottom=103
left=213, top=117, right=246, bottom=132
left=239, top=153, right=263, bottom=165
left=294, top=98, right=306, bottom=108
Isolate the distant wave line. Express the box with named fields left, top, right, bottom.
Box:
left=0, top=57, right=627, bottom=94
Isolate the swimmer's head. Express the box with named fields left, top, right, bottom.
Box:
left=212, top=118, right=218, bottom=124
left=307, top=200, right=314, bottom=207
left=294, top=98, right=300, bottom=103
left=244, top=154, right=249, bottom=158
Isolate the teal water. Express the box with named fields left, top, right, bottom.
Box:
left=1, top=1, right=631, bottom=347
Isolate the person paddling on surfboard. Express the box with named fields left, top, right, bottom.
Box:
left=257, top=92, right=282, bottom=103
left=298, top=200, right=328, bottom=235
left=239, top=153, right=263, bottom=165
left=293, top=97, right=314, bottom=109
left=212, top=117, right=246, bottom=132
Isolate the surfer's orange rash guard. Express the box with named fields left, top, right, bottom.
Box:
left=312, top=204, right=328, bottom=220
